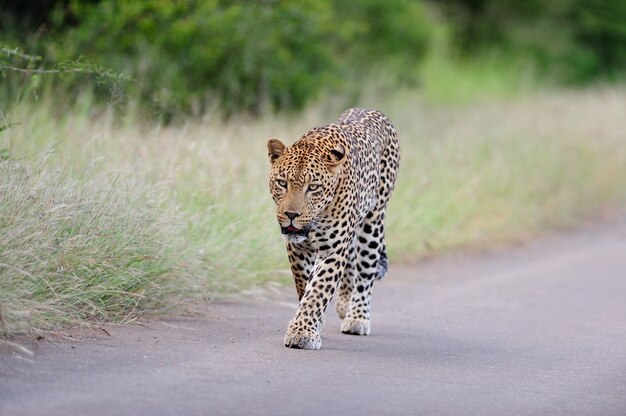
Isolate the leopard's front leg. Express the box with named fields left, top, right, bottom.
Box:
left=284, top=246, right=348, bottom=350
left=286, top=241, right=316, bottom=301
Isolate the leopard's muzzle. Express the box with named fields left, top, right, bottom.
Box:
left=281, top=224, right=311, bottom=238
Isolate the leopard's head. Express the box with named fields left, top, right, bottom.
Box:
left=267, top=130, right=347, bottom=243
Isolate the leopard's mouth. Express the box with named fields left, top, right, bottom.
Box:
left=281, top=224, right=310, bottom=238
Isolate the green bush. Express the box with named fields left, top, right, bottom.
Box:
left=26, top=0, right=431, bottom=119
left=3, top=0, right=622, bottom=118
left=573, top=0, right=626, bottom=81
left=438, top=0, right=626, bottom=83
left=59, top=0, right=336, bottom=118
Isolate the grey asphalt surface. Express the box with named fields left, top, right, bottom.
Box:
left=2, top=220, right=626, bottom=416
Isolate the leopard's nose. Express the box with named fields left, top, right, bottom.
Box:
left=284, top=211, right=301, bottom=220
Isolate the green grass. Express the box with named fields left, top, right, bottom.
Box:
left=411, top=22, right=537, bottom=106
left=418, top=52, right=536, bottom=105
left=0, top=158, right=202, bottom=335
left=2, top=87, right=626, bottom=335
left=382, top=89, right=626, bottom=258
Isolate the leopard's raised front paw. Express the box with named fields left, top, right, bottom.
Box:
left=341, top=317, right=371, bottom=336
left=284, top=326, right=322, bottom=350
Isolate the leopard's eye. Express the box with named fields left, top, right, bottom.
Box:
left=307, top=183, right=321, bottom=192
left=276, top=179, right=288, bottom=188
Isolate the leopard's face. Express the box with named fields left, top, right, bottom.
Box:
left=267, top=136, right=346, bottom=243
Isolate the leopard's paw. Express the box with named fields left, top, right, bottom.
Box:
left=341, top=317, right=371, bottom=336
left=284, top=325, right=322, bottom=350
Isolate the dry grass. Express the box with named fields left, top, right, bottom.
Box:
left=0, top=158, right=200, bottom=335
left=382, top=87, right=626, bottom=258
left=1, top=86, right=625, bottom=334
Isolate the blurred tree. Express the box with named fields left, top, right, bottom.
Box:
left=2, top=0, right=622, bottom=119
left=0, top=0, right=66, bottom=29
left=52, top=0, right=332, bottom=118
left=435, top=0, right=626, bottom=82
left=1, top=0, right=433, bottom=119
left=574, top=0, right=626, bottom=80
left=331, top=0, right=432, bottom=80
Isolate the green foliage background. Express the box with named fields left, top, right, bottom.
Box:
left=1, top=0, right=624, bottom=118
left=438, top=0, right=626, bottom=83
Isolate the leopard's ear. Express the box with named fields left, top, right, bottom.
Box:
left=267, top=138, right=286, bottom=165
left=327, top=144, right=347, bottom=167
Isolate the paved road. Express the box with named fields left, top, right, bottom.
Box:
left=2, top=221, right=626, bottom=416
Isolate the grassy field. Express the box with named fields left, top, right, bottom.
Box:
left=1, top=87, right=625, bottom=335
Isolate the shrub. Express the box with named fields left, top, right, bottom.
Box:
left=437, top=0, right=626, bottom=83
left=1, top=0, right=433, bottom=119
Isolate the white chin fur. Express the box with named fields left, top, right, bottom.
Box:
left=282, top=234, right=308, bottom=244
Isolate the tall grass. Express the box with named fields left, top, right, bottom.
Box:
left=1, top=87, right=625, bottom=334
left=0, top=156, right=201, bottom=335
left=378, top=88, right=626, bottom=258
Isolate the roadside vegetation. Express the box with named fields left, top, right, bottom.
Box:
left=0, top=158, right=202, bottom=334
left=3, top=86, right=625, bottom=335
left=1, top=0, right=625, bottom=335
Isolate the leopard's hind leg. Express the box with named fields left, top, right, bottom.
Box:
left=340, top=210, right=386, bottom=336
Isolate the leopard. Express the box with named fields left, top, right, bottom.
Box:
left=266, top=108, right=400, bottom=350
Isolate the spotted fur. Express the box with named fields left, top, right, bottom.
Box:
left=267, top=108, right=400, bottom=350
